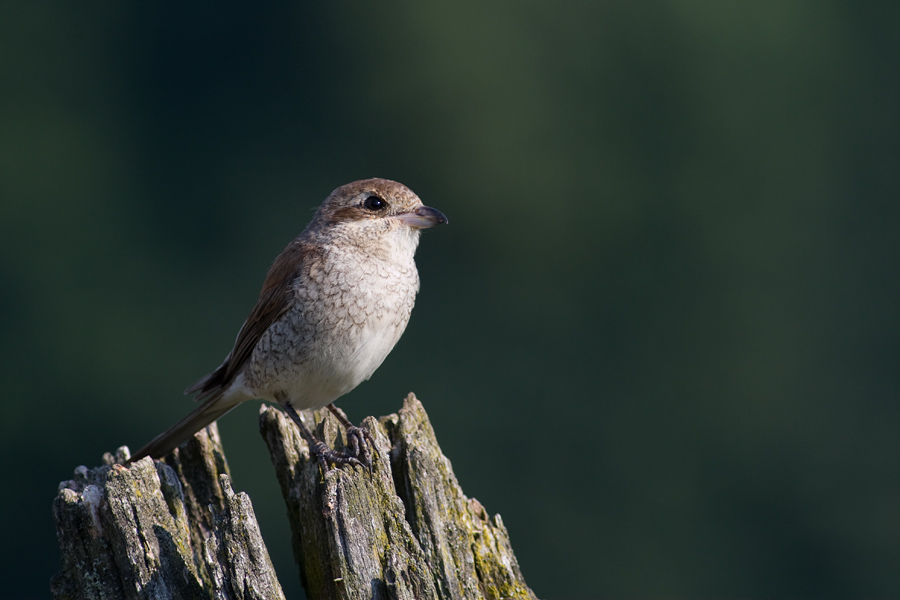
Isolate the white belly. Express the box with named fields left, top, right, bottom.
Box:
left=280, top=313, right=408, bottom=410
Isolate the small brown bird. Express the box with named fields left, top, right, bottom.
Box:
left=130, top=178, right=447, bottom=468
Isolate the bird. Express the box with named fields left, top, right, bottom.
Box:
left=129, top=178, right=447, bottom=469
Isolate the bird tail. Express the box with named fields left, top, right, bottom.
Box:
left=129, top=393, right=240, bottom=463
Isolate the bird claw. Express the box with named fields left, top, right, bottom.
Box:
left=345, top=426, right=373, bottom=470
left=282, top=402, right=374, bottom=472
left=310, top=441, right=363, bottom=471
left=310, top=427, right=373, bottom=472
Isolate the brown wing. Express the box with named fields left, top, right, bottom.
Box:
left=185, top=239, right=315, bottom=400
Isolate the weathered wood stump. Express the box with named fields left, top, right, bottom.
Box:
left=52, top=394, right=536, bottom=600
left=51, top=424, right=284, bottom=600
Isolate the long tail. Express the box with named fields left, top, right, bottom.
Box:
left=129, top=393, right=240, bottom=462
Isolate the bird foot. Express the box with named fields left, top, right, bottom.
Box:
left=282, top=402, right=374, bottom=472
left=309, top=426, right=372, bottom=472
left=344, top=426, right=374, bottom=469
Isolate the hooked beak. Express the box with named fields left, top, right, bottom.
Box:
left=394, top=205, right=449, bottom=229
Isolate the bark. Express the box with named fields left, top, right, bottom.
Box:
left=52, top=394, right=537, bottom=600
left=259, top=393, right=536, bottom=600
left=51, top=424, right=285, bottom=600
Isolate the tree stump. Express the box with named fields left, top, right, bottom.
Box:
left=51, top=424, right=284, bottom=600
left=52, top=394, right=537, bottom=600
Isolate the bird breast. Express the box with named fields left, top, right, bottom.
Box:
left=244, top=235, right=420, bottom=410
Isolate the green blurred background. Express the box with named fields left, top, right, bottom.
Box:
left=2, top=2, right=898, bottom=598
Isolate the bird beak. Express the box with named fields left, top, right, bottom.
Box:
left=394, top=206, right=449, bottom=229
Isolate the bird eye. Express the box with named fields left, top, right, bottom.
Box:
left=363, top=195, right=387, bottom=211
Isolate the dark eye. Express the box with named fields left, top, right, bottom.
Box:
left=363, top=195, right=387, bottom=211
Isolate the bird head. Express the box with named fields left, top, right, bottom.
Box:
left=310, top=178, right=448, bottom=254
